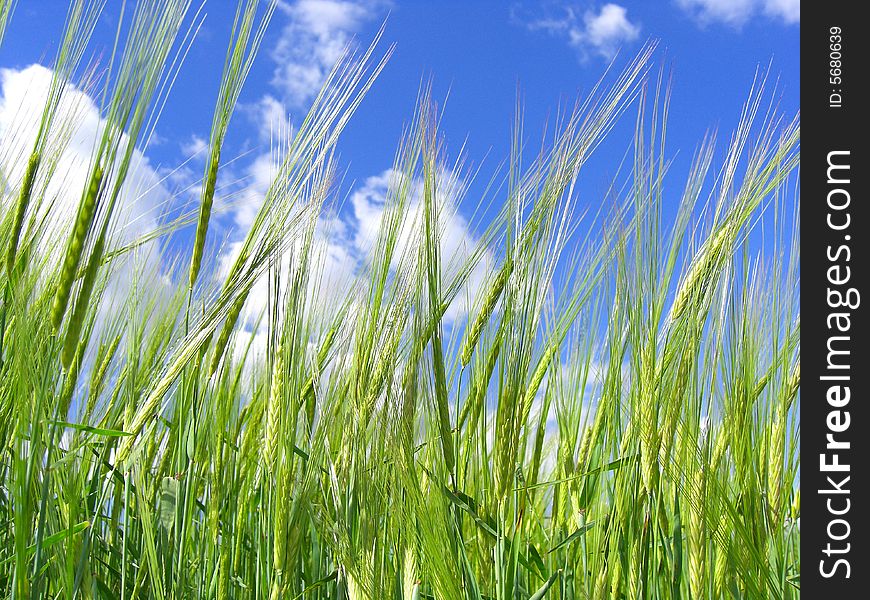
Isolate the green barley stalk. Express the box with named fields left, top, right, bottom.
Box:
left=84, top=331, right=122, bottom=417
left=713, top=516, right=730, bottom=598
left=301, top=320, right=341, bottom=426
left=422, top=140, right=456, bottom=482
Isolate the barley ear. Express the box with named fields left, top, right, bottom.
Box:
left=189, top=148, right=221, bottom=289
left=262, top=343, right=284, bottom=474
left=60, top=232, right=106, bottom=369
left=216, top=544, right=230, bottom=600
left=522, top=342, right=557, bottom=423
left=209, top=287, right=249, bottom=376
left=6, top=151, right=40, bottom=275
left=784, top=360, right=799, bottom=409
left=272, top=459, right=291, bottom=574
left=668, top=222, right=733, bottom=324
left=52, top=163, right=104, bottom=331
left=460, top=261, right=508, bottom=366
left=458, top=329, right=502, bottom=431
left=687, top=464, right=707, bottom=599
left=766, top=410, right=785, bottom=522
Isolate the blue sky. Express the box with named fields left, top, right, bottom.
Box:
left=0, top=0, right=798, bottom=325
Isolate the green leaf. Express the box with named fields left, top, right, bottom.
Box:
left=1, top=521, right=90, bottom=565
left=529, top=569, right=562, bottom=600
left=94, top=575, right=116, bottom=599
left=527, top=543, right=547, bottom=581
left=291, top=570, right=338, bottom=599
left=517, top=455, right=638, bottom=491
left=548, top=522, right=596, bottom=554
left=49, top=420, right=132, bottom=437
left=158, top=476, right=179, bottom=532
left=443, top=485, right=498, bottom=539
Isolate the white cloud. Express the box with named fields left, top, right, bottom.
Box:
left=676, top=0, right=799, bottom=26
left=0, top=65, right=176, bottom=329
left=180, top=134, right=208, bottom=158
left=761, top=0, right=799, bottom=23
left=675, top=0, right=754, bottom=26
left=232, top=151, right=282, bottom=230
left=527, top=3, right=641, bottom=61
left=0, top=66, right=181, bottom=415
left=270, top=0, right=387, bottom=109
left=575, top=4, right=641, bottom=59
left=249, top=94, right=295, bottom=142
left=0, top=64, right=170, bottom=250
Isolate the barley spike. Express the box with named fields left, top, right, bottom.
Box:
left=6, top=151, right=40, bottom=275
left=52, top=163, right=104, bottom=331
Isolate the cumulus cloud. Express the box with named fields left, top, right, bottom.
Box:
left=760, top=0, right=799, bottom=23
left=180, top=134, right=208, bottom=158
left=676, top=0, right=799, bottom=26
left=269, top=0, right=388, bottom=109
left=526, top=3, right=641, bottom=61
left=0, top=64, right=177, bottom=330
left=0, top=64, right=170, bottom=250
left=238, top=94, right=297, bottom=144
left=575, top=4, right=641, bottom=59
